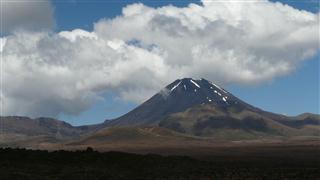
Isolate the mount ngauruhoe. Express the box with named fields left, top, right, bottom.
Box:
left=106, top=78, right=260, bottom=127
left=101, top=78, right=319, bottom=139
left=0, top=78, right=319, bottom=149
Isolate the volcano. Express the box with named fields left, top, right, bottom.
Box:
left=105, top=78, right=270, bottom=126
left=103, top=78, right=319, bottom=138
left=106, top=78, right=258, bottom=127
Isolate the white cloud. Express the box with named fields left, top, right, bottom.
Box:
left=0, top=37, right=6, bottom=52
left=1, top=1, right=319, bottom=118
left=1, top=0, right=55, bottom=33
left=59, top=29, right=98, bottom=42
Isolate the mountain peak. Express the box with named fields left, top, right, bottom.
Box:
left=163, top=78, right=231, bottom=106
left=167, top=78, right=226, bottom=92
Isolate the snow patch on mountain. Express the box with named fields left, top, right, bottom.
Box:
left=211, top=82, right=227, bottom=94
left=170, top=81, right=182, bottom=91
left=222, top=97, right=227, bottom=102
left=190, top=80, right=201, bottom=88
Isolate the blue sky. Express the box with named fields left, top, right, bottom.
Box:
left=49, top=0, right=320, bottom=125
left=2, top=0, right=318, bottom=125
left=52, top=0, right=319, bottom=32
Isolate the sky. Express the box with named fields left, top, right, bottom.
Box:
left=1, top=0, right=319, bottom=126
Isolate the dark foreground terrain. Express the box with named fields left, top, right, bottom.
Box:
left=0, top=145, right=319, bottom=180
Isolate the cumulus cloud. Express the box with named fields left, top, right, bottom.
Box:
left=1, top=0, right=319, bottom=118
left=1, top=0, right=55, bottom=33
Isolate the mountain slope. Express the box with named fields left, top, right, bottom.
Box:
left=159, top=104, right=320, bottom=139
left=0, top=116, right=98, bottom=147
left=106, top=78, right=261, bottom=127
left=0, top=116, right=82, bottom=137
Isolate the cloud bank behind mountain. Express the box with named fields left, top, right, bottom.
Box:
left=1, top=0, right=319, bottom=117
